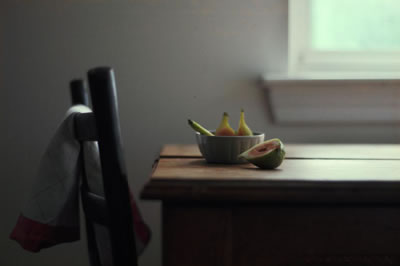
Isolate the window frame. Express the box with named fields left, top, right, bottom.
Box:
left=288, top=0, right=400, bottom=78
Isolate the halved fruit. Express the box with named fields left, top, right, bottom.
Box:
left=238, top=138, right=285, bottom=169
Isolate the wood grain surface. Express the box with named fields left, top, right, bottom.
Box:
left=160, top=144, right=400, bottom=159
left=142, top=144, right=400, bottom=203
left=152, top=158, right=400, bottom=182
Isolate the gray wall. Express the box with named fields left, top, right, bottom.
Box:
left=1, top=1, right=398, bottom=266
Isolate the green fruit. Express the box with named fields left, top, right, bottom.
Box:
left=188, top=119, right=214, bottom=136
left=238, top=138, right=285, bottom=169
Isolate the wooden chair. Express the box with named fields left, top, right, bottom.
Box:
left=70, top=79, right=89, bottom=106
left=69, top=68, right=138, bottom=266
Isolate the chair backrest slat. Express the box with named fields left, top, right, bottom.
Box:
left=86, top=67, right=138, bottom=266
left=70, top=68, right=139, bottom=266
left=81, top=189, right=109, bottom=226
left=70, top=79, right=89, bottom=106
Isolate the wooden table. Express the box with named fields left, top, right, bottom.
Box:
left=141, top=144, right=400, bottom=266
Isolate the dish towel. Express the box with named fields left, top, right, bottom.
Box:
left=10, top=105, right=151, bottom=254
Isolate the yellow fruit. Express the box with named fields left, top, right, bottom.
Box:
left=236, top=109, right=253, bottom=136
left=215, top=112, right=236, bottom=136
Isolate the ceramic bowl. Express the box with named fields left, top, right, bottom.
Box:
left=195, top=132, right=265, bottom=164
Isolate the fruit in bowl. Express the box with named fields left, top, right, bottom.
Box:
left=188, top=110, right=266, bottom=164
left=195, top=131, right=265, bottom=164
left=215, top=112, right=236, bottom=136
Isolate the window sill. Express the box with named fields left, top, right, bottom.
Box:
left=263, top=72, right=400, bottom=85
left=261, top=72, right=400, bottom=125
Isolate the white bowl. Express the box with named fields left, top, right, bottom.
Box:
left=195, top=132, right=265, bottom=164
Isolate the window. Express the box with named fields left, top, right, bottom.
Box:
left=289, top=0, right=400, bottom=78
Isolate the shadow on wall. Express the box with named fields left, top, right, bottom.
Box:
left=259, top=78, right=400, bottom=143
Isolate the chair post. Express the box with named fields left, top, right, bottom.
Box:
left=87, top=67, right=138, bottom=266
left=70, top=79, right=89, bottom=106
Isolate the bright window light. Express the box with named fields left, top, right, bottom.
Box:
left=289, top=0, right=400, bottom=78
left=311, top=0, right=400, bottom=51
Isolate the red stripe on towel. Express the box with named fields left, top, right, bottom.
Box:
left=129, top=194, right=151, bottom=245
left=9, top=215, right=79, bottom=252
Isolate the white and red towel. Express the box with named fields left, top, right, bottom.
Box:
left=10, top=105, right=151, bottom=254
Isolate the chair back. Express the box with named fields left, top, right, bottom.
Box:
left=70, top=79, right=89, bottom=106
left=70, top=68, right=138, bottom=266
